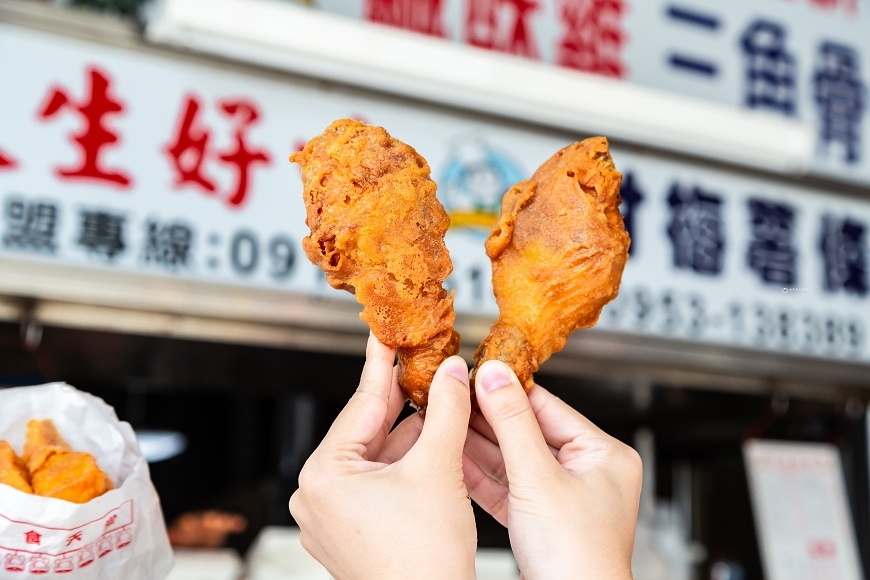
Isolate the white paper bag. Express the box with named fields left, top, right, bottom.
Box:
left=0, top=383, right=173, bottom=579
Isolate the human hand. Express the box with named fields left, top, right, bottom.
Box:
left=463, top=360, right=642, bottom=580
left=289, top=333, right=476, bottom=580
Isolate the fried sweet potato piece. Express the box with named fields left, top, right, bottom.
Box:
left=23, top=418, right=72, bottom=473
left=0, top=441, right=32, bottom=494
left=30, top=451, right=114, bottom=504
left=292, top=119, right=460, bottom=409
left=24, top=419, right=113, bottom=504
left=473, top=138, right=630, bottom=390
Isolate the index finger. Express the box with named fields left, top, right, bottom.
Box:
left=321, top=332, right=399, bottom=454
left=527, top=384, right=609, bottom=449
left=471, top=409, right=558, bottom=458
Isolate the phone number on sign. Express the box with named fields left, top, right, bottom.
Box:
left=601, top=285, right=866, bottom=359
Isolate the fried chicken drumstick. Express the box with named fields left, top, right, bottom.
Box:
left=472, top=138, right=629, bottom=391
left=291, top=119, right=459, bottom=409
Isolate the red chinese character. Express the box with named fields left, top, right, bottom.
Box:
left=65, top=531, right=83, bottom=546
left=38, top=66, right=132, bottom=188
left=808, top=539, right=837, bottom=558
left=165, top=96, right=270, bottom=209
left=165, top=95, right=217, bottom=194
left=556, top=0, right=627, bottom=78
left=811, top=0, right=859, bottom=10
left=0, top=147, right=16, bottom=170
left=466, top=0, right=540, bottom=58
left=24, top=530, right=41, bottom=545
left=218, top=100, right=270, bottom=208
left=365, top=0, right=447, bottom=37
left=105, top=514, right=118, bottom=528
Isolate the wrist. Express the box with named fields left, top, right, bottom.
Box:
left=350, top=550, right=475, bottom=580
left=376, top=562, right=475, bottom=580
left=517, top=556, right=633, bottom=580
left=376, top=570, right=475, bottom=580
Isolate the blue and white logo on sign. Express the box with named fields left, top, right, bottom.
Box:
left=439, top=134, right=524, bottom=232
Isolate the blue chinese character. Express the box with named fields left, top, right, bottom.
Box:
left=78, top=210, right=126, bottom=260
left=741, top=20, right=797, bottom=115
left=619, top=171, right=644, bottom=259
left=143, top=219, right=193, bottom=269
left=819, top=214, right=868, bottom=297
left=814, top=42, right=866, bottom=164
left=746, top=198, right=798, bottom=285
left=2, top=197, right=58, bottom=254
left=667, top=183, right=725, bottom=275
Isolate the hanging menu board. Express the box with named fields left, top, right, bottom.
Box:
left=744, top=440, right=864, bottom=580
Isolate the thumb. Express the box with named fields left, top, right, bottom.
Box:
left=474, top=360, right=556, bottom=486
left=409, top=356, right=471, bottom=466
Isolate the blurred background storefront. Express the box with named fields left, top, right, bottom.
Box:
left=1, top=0, right=869, bottom=578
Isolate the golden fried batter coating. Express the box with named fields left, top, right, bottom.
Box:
left=473, top=138, right=629, bottom=390
left=23, top=418, right=72, bottom=473
left=291, top=119, right=459, bottom=409
left=0, top=441, right=32, bottom=494
left=31, top=451, right=114, bottom=504
left=24, top=419, right=113, bottom=504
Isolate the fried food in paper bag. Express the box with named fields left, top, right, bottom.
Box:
left=23, top=417, right=72, bottom=473
left=0, top=440, right=32, bottom=494
left=473, top=138, right=630, bottom=391
left=291, top=119, right=460, bottom=409
left=23, top=419, right=114, bottom=503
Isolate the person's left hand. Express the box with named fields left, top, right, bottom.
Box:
left=289, top=333, right=476, bottom=580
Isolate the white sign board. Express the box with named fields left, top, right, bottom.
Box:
left=318, top=0, right=870, bottom=185
left=744, top=440, right=864, bottom=580
left=596, top=152, right=870, bottom=365
left=0, top=25, right=868, bottom=365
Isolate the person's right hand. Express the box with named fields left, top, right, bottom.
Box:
left=463, top=360, right=642, bottom=580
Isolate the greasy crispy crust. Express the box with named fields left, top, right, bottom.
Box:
left=23, top=419, right=114, bottom=504
left=473, top=138, right=630, bottom=390
left=291, top=119, right=459, bottom=408
left=30, top=451, right=114, bottom=504
left=0, top=441, right=32, bottom=494
left=23, top=418, right=72, bottom=473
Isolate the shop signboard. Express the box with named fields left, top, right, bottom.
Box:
left=0, top=24, right=868, bottom=365
left=744, top=440, right=863, bottom=580
left=317, top=0, right=870, bottom=186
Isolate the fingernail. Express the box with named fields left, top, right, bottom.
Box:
left=480, top=363, right=511, bottom=393
left=444, top=357, right=470, bottom=387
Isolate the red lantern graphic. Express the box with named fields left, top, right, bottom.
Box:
left=28, top=556, right=49, bottom=574
left=4, top=553, right=25, bottom=572
left=54, top=557, right=74, bottom=574
left=98, top=537, right=113, bottom=558
left=78, top=547, right=94, bottom=568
